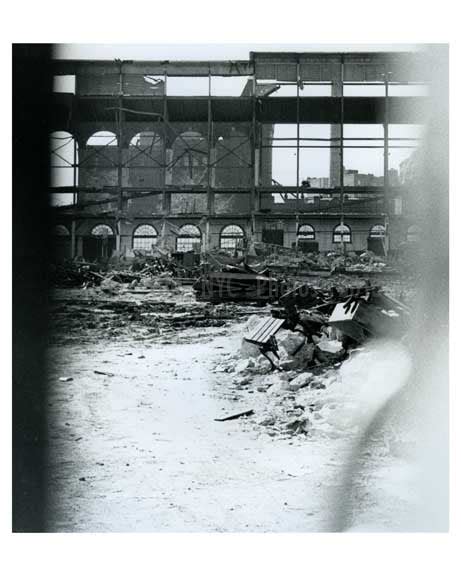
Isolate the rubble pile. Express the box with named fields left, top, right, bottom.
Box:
left=259, top=249, right=398, bottom=277
left=213, top=318, right=347, bottom=438
left=193, top=265, right=282, bottom=303
left=212, top=276, right=411, bottom=438
left=49, top=255, right=196, bottom=290
left=49, top=260, right=107, bottom=288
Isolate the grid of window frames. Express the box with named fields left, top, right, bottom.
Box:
left=176, top=224, right=202, bottom=253
left=219, top=225, right=245, bottom=250
left=333, top=223, right=351, bottom=243
left=133, top=224, right=158, bottom=250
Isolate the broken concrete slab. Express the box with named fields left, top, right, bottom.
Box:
left=286, top=372, right=314, bottom=391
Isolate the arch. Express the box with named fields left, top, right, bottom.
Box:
left=52, top=224, right=70, bottom=236
left=333, top=223, right=351, bottom=243
left=91, top=224, right=114, bottom=236
left=176, top=224, right=202, bottom=253
left=86, top=131, right=118, bottom=147
left=298, top=223, right=315, bottom=240
left=407, top=224, right=421, bottom=243
left=50, top=131, right=78, bottom=198
left=133, top=224, right=158, bottom=250
left=369, top=224, right=386, bottom=238
left=129, top=132, right=163, bottom=148
left=84, top=224, right=115, bottom=261
left=219, top=224, right=245, bottom=250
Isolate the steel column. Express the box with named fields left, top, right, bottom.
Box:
left=296, top=60, right=300, bottom=212
left=339, top=55, right=345, bottom=253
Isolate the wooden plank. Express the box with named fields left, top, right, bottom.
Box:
left=246, top=317, right=284, bottom=344
left=256, top=318, right=282, bottom=342
left=214, top=409, right=254, bottom=422
left=248, top=318, right=276, bottom=341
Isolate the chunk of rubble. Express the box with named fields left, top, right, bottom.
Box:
left=240, top=339, right=261, bottom=359
left=247, top=354, right=272, bottom=375
left=286, top=417, right=311, bottom=435
left=213, top=363, right=229, bottom=373
left=285, top=371, right=314, bottom=391
left=316, top=338, right=344, bottom=353
left=99, top=278, right=122, bottom=294
left=232, top=374, right=252, bottom=387
left=257, top=415, right=277, bottom=426
left=277, top=330, right=306, bottom=356
left=234, top=357, right=255, bottom=374
left=279, top=341, right=315, bottom=371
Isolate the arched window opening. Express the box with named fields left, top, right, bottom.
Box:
left=52, top=224, right=70, bottom=236
left=91, top=224, right=114, bottom=237
left=133, top=224, right=158, bottom=250
left=220, top=225, right=245, bottom=251
left=333, top=223, right=351, bottom=243
left=407, top=224, right=421, bottom=243
left=176, top=224, right=202, bottom=253
left=86, top=131, right=118, bottom=147
left=369, top=224, right=386, bottom=238
left=130, top=132, right=162, bottom=149
left=298, top=224, right=315, bottom=240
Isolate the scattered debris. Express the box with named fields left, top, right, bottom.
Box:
left=214, top=409, right=255, bottom=422
left=50, top=251, right=414, bottom=448
left=193, top=265, right=283, bottom=303
left=94, top=370, right=115, bottom=377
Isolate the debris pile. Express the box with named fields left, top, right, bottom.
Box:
left=49, top=260, right=106, bottom=288
left=251, top=244, right=398, bottom=277
left=193, top=264, right=283, bottom=303
left=49, top=256, right=194, bottom=290
left=213, top=279, right=411, bottom=438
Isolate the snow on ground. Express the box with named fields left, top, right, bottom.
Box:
left=45, top=316, right=417, bottom=532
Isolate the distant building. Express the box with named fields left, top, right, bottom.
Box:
left=344, top=168, right=400, bottom=187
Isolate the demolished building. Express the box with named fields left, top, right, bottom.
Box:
left=50, top=51, right=428, bottom=262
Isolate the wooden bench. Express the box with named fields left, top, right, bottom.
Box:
left=244, top=317, right=286, bottom=370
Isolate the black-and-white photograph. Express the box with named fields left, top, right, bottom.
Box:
left=12, top=41, right=449, bottom=537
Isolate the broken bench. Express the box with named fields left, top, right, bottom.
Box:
left=244, top=316, right=286, bottom=371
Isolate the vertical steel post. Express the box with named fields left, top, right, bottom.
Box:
left=296, top=59, right=300, bottom=213
left=383, top=71, right=390, bottom=254
left=73, top=136, right=77, bottom=205
left=251, top=69, right=257, bottom=214
left=250, top=64, right=258, bottom=247
left=162, top=68, right=170, bottom=216
left=339, top=55, right=345, bottom=254
left=116, top=61, right=124, bottom=253
left=207, top=67, right=213, bottom=217
left=71, top=219, right=76, bottom=259
left=295, top=213, right=299, bottom=254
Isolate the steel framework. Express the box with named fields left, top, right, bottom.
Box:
left=50, top=51, right=428, bottom=256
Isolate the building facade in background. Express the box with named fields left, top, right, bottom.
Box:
left=50, top=51, right=427, bottom=260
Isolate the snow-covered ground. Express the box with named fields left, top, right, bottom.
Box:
left=45, top=319, right=423, bottom=532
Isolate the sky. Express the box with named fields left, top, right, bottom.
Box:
left=51, top=44, right=425, bottom=203
left=54, top=43, right=422, bottom=61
